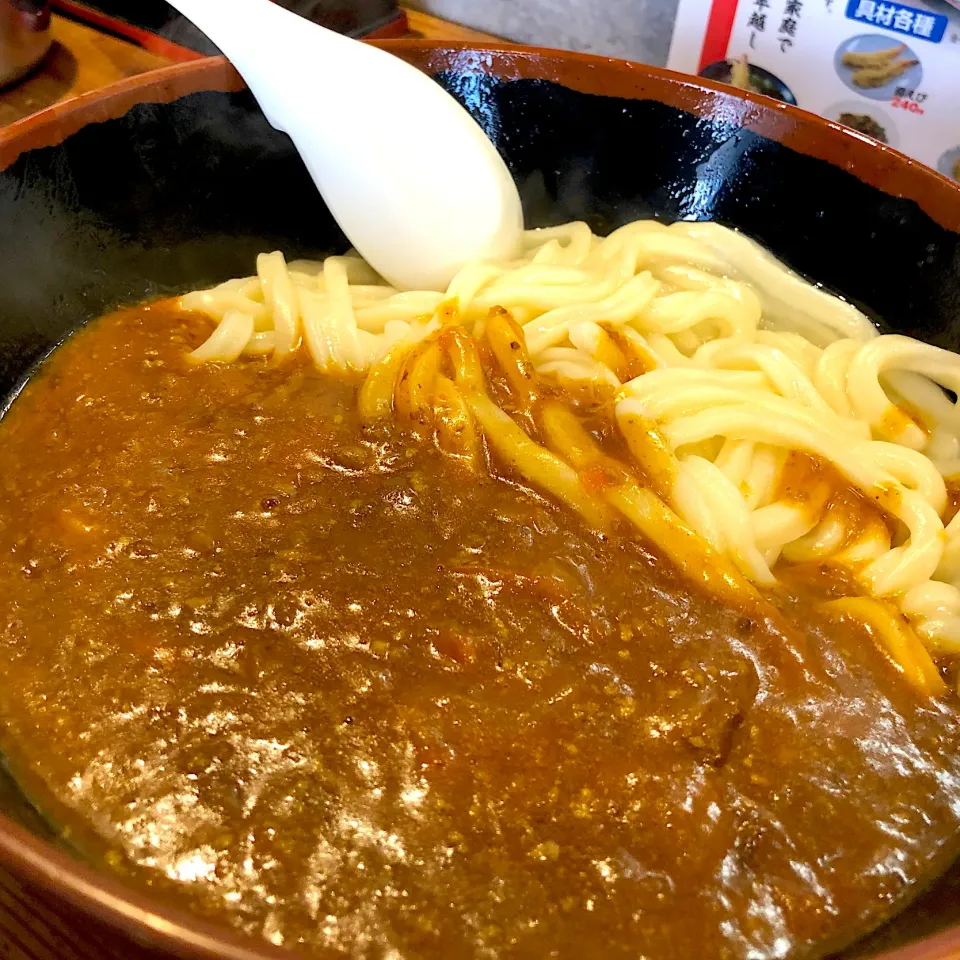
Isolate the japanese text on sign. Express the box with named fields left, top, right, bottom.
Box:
left=779, top=0, right=802, bottom=51
left=845, top=0, right=947, bottom=42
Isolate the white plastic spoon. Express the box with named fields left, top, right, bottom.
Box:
left=165, top=0, right=523, bottom=292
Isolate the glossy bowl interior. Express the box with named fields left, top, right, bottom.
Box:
left=1, top=41, right=960, bottom=960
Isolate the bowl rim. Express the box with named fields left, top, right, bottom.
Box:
left=0, top=40, right=958, bottom=960
left=2, top=39, right=959, bottom=227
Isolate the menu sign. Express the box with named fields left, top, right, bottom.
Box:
left=667, top=0, right=960, bottom=181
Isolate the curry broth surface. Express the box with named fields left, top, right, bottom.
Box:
left=0, top=303, right=959, bottom=959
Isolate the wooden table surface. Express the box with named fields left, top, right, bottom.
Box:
left=0, top=7, right=500, bottom=128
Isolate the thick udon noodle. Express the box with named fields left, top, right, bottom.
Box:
left=181, top=219, right=960, bottom=698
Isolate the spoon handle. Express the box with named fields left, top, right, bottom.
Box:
left=165, top=0, right=347, bottom=129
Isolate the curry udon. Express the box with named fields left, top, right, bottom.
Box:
left=0, top=218, right=959, bottom=959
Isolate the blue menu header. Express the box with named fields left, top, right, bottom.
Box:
left=845, top=0, right=947, bottom=42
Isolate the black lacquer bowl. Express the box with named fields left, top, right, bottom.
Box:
left=0, top=43, right=959, bottom=960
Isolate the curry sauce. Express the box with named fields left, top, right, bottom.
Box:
left=0, top=303, right=958, bottom=959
